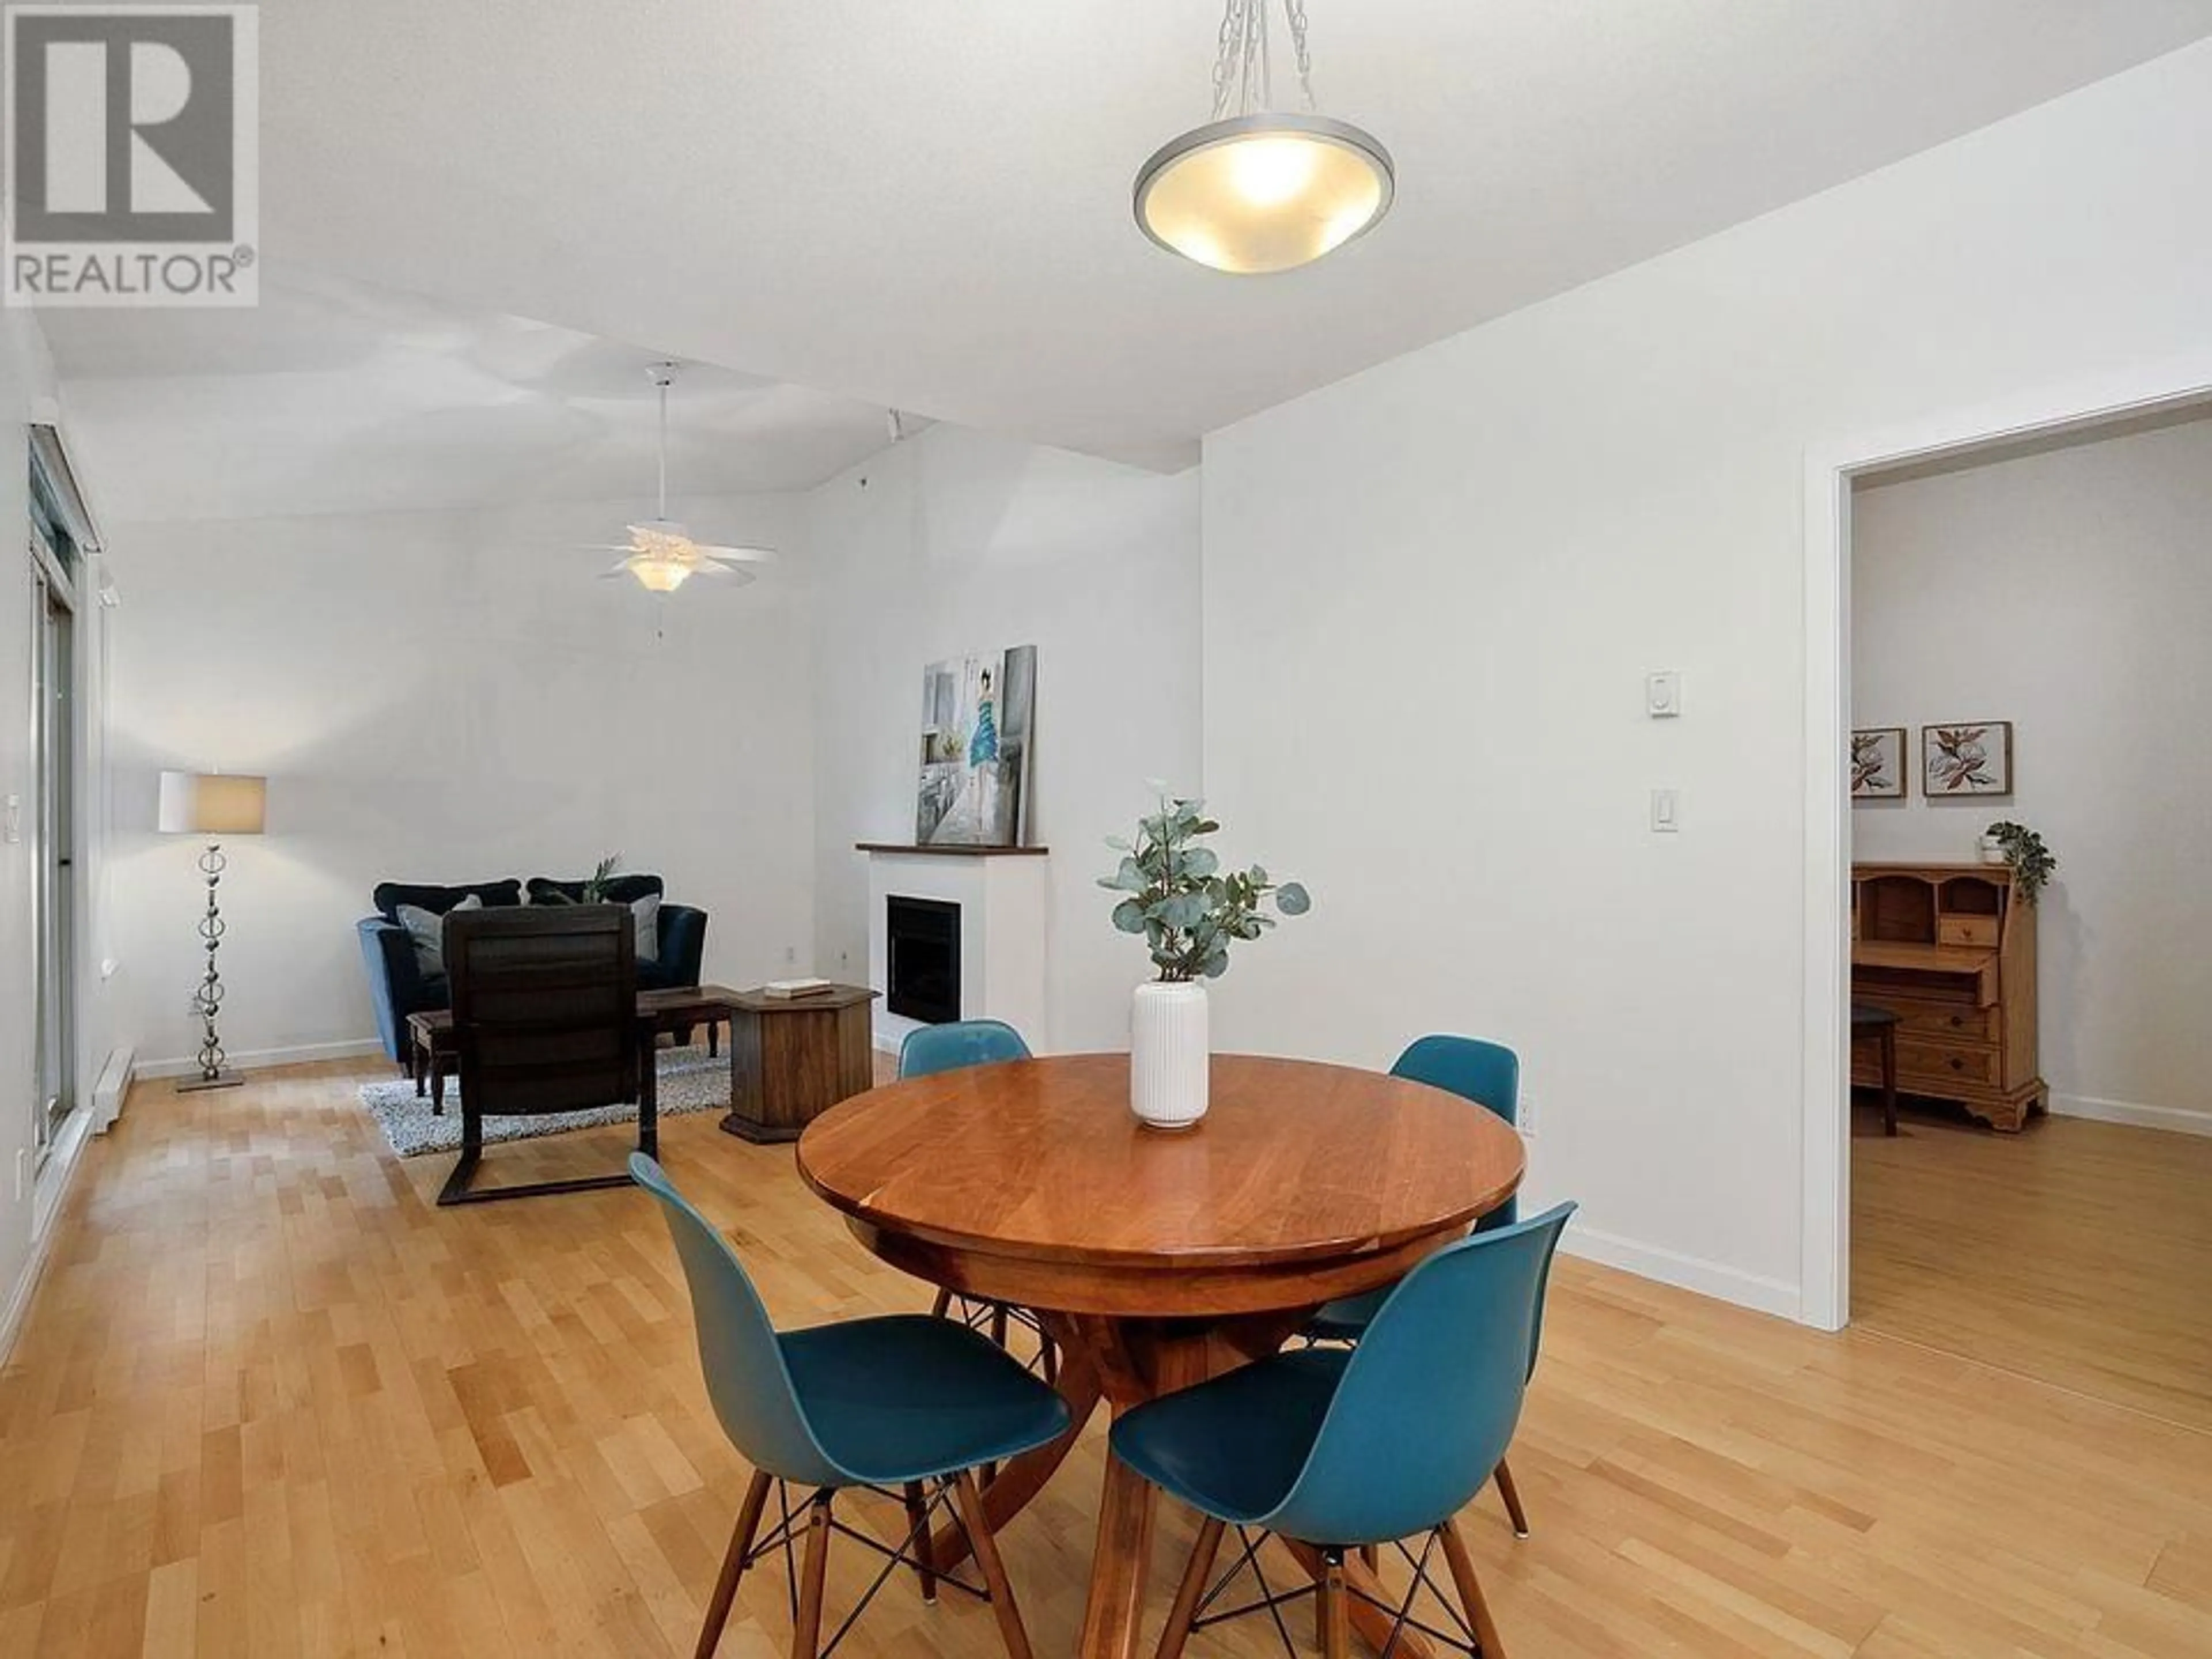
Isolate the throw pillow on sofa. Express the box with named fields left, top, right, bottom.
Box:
left=396, top=893, right=480, bottom=977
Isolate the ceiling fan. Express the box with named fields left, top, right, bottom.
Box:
left=595, top=362, right=774, bottom=593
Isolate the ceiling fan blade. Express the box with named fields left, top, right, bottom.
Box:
left=691, top=544, right=777, bottom=563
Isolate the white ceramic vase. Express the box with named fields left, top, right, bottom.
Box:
left=1130, top=980, right=1210, bottom=1130
left=1978, top=834, right=2008, bottom=865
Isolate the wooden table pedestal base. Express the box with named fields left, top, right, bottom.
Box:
left=931, top=1312, right=1440, bottom=1659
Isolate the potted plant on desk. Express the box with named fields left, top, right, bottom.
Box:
left=1983, top=820, right=2056, bottom=903
left=1101, top=788, right=1310, bottom=1130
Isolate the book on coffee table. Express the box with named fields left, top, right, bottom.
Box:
left=762, top=977, right=835, bottom=999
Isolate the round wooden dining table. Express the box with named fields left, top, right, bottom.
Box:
left=796, top=1051, right=1526, bottom=1659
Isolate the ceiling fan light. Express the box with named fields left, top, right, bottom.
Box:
left=599, top=365, right=775, bottom=598
left=1134, top=112, right=1392, bottom=275
left=627, top=554, right=694, bottom=593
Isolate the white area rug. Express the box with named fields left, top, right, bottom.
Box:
left=358, top=1043, right=728, bottom=1158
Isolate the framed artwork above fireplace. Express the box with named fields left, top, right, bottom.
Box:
left=916, top=645, right=1036, bottom=847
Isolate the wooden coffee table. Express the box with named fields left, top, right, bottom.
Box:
left=410, top=986, right=753, bottom=1115
left=406, top=1010, right=461, bottom=1112
left=412, top=984, right=879, bottom=1139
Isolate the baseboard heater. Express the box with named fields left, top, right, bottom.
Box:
left=93, top=1047, right=135, bottom=1133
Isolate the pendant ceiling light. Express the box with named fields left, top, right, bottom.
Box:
left=594, top=363, right=774, bottom=593
left=1134, top=0, right=1393, bottom=275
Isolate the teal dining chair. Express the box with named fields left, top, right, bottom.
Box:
left=630, top=1154, right=1070, bottom=1659
left=1115, top=1203, right=1575, bottom=1659
left=1304, top=1034, right=1537, bottom=1537
left=897, top=1021, right=1058, bottom=1390
left=898, top=1018, right=1033, bottom=1079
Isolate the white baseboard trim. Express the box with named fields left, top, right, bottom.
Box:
left=0, top=1240, right=50, bottom=1369
left=2050, top=1091, right=2212, bottom=1139
left=1563, top=1222, right=1803, bottom=1322
left=137, top=1037, right=387, bottom=1081
left=2, top=1110, right=94, bottom=1366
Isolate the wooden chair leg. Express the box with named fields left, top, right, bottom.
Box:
left=1155, top=1514, right=1225, bottom=1659
left=1493, top=1458, right=1530, bottom=1538
left=791, top=1491, right=833, bottom=1659
left=695, top=1471, right=772, bottom=1659
left=930, top=1287, right=953, bottom=1319
left=990, top=1304, right=1010, bottom=1349
left=1439, top=1516, right=1509, bottom=1659
left=953, top=1469, right=1036, bottom=1659
left=1319, top=1550, right=1351, bottom=1659
left=903, top=1480, right=938, bottom=1604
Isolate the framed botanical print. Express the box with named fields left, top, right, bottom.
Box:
left=1850, top=728, right=1907, bottom=800
left=1922, top=721, right=2013, bottom=796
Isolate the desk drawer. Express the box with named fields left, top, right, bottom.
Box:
left=1896, top=1037, right=1999, bottom=1089
left=1869, top=1000, right=1999, bottom=1043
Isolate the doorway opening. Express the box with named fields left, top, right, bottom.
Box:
left=1838, top=400, right=2212, bottom=1423
left=29, top=462, right=80, bottom=1172
left=1800, top=365, right=2212, bottom=1335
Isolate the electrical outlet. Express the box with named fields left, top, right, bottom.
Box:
left=783, top=944, right=798, bottom=965
left=1519, top=1089, right=1538, bottom=1141
left=13, top=1147, right=28, bottom=1203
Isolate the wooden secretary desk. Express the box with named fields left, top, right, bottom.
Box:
left=1851, top=862, right=2047, bottom=1131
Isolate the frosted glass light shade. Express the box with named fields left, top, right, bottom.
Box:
left=158, top=771, right=266, bottom=836
left=1134, top=112, right=1393, bottom=274
left=627, top=556, right=694, bottom=593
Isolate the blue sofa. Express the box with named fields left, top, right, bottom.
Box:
left=357, top=874, right=709, bottom=1063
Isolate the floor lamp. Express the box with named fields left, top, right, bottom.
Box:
left=158, top=770, right=266, bottom=1092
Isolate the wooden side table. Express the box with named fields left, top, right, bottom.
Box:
left=716, top=984, right=880, bottom=1143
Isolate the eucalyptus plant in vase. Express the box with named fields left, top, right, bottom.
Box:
left=1101, top=789, right=1309, bottom=1128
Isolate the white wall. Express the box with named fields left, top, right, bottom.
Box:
left=1200, top=42, right=2212, bottom=1316
left=1852, top=415, right=2212, bottom=1134
left=104, top=493, right=816, bottom=1069
left=806, top=424, right=1202, bottom=1052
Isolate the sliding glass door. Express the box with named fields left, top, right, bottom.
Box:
left=30, top=520, right=77, bottom=1167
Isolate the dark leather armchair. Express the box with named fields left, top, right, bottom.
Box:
left=437, top=904, right=647, bottom=1206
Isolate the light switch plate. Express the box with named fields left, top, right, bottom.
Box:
left=2, top=794, right=19, bottom=844
left=1646, top=672, right=1681, bottom=717
left=1650, top=788, right=1680, bottom=832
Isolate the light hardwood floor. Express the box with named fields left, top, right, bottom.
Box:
left=1, top=1062, right=2208, bottom=1657
left=1853, top=1099, right=2212, bottom=1432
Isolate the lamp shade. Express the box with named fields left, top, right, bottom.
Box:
left=1134, top=112, right=1393, bottom=275
left=158, top=771, right=266, bottom=836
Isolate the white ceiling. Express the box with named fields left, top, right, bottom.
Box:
left=47, top=1, right=2212, bottom=502
left=48, top=272, right=902, bottom=522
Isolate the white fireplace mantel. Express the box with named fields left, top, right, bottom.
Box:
left=861, top=845, right=1051, bottom=1055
